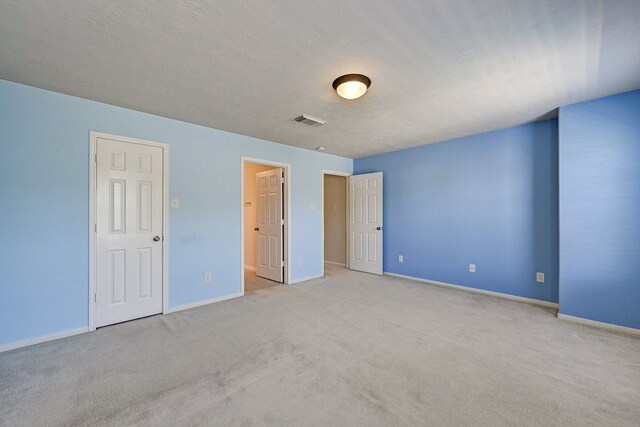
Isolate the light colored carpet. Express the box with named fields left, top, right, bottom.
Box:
left=244, top=269, right=280, bottom=294
left=1, top=264, right=639, bottom=426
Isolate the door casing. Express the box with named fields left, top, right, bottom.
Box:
left=241, top=157, right=290, bottom=293
left=89, top=131, right=169, bottom=331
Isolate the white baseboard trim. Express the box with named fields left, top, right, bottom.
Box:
left=165, top=292, right=244, bottom=314
left=324, top=261, right=346, bottom=267
left=557, top=313, right=640, bottom=336
left=384, top=272, right=559, bottom=309
left=288, top=273, right=324, bottom=284
left=244, top=264, right=256, bottom=272
left=0, top=327, right=89, bottom=353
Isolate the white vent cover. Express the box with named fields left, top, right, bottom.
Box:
left=293, top=114, right=325, bottom=127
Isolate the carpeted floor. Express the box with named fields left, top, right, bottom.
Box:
left=244, top=269, right=281, bottom=293
left=1, top=264, right=639, bottom=426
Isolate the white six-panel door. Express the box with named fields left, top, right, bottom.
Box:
left=349, top=172, right=383, bottom=275
left=96, top=137, right=164, bottom=327
left=256, top=168, right=284, bottom=282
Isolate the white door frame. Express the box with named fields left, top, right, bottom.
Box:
left=89, top=131, right=169, bottom=331
left=322, top=170, right=351, bottom=277
left=241, top=157, right=291, bottom=293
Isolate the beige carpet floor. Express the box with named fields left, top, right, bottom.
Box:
left=244, top=269, right=280, bottom=294
left=1, top=264, right=639, bottom=426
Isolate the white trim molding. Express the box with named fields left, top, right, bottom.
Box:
left=164, top=292, right=244, bottom=314
left=558, top=313, right=640, bottom=337
left=0, top=327, right=89, bottom=353
left=244, top=264, right=256, bottom=272
left=384, top=272, right=559, bottom=309
left=288, top=273, right=324, bottom=284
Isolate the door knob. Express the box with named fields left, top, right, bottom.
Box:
left=153, top=236, right=161, bottom=242
left=376, top=227, right=383, bottom=231
left=254, top=227, right=259, bottom=231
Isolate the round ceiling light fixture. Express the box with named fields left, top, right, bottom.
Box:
left=332, top=74, right=371, bottom=100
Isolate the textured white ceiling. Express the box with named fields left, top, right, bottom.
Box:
left=1, top=1, right=639, bottom=158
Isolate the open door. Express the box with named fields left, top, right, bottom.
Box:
left=256, top=168, right=284, bottom=282
left=349, top=172, right=383, bottom=275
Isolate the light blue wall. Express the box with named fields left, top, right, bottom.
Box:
left=0, top=80, right=352, bottom=346
left=559, top=90, right=640, bottom=329
left=354, top=120, right=559, bottom=303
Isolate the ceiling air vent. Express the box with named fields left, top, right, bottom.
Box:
left=293, top=114, right=325, bottom=127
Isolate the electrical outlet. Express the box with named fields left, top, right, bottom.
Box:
left=398, top=255, right=404, bottom=263
left=536, top=272, right=545, bottom=283
left=204, top=272, right=212, bottom=282
left=469, top=264, right=476, bottom=273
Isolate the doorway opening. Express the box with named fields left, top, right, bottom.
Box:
left=241, top=158, right=290, bottom=294
left=322, top=171, right=350, bottom=276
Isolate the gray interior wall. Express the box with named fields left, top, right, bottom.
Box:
left=324, top=175, right=347, bottom=265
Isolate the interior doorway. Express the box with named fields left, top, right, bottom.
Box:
left=242, top=158, right=290, bottom=294
left=323, top=171, right=350, bottom=276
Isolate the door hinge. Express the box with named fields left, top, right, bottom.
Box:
left=281, top=219, right=285, bottom=225
left=94, top=293, right=97, bottom=303
left=94, top=223, right=97, bottom=233
left=281, top=260, right=285, bottom=267
left=94, top=153, right=97, bottom=163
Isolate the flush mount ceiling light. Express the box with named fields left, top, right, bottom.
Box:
left=332, top=74, right=371, bottom=100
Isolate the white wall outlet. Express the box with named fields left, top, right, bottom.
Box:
left=204, top=272, right=212, bottom=282
left=171, top=198, right=180, bottom=208
left=536, top=272, right=545, bottom=283
left=469, top=264, right=476, bottom=273
left=398, top=255, right=404, bottom=263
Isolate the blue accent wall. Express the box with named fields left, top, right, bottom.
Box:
left=0, top=80, right=352, bottom=346
left=355, top=120, right=559, bottom=303
left=559, top=90, right=640, bottom=329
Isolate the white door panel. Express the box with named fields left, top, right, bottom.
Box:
left=96, top=137, right=164, bottom=327
left=349, top=172, right=383, bottom=275
left=256, top=168, right=283, bottom=282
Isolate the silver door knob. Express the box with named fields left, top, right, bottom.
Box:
left=153, top=236, right=161, bottom=242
